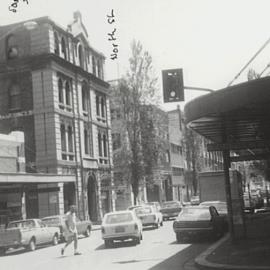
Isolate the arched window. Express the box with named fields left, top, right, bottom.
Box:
left=58, top=78, right=63, bottom=103
left=61, top=37, right=67, bottom=60
left=6, top=35, right=18, bottom=59
left=101, top=97, right=105, bottom=118
left=103, top=134, right=107, bottom=157
left=96, top=95, right=100, bottom=116
left=98, top=133, right=102, bottom=156
left=65, top=81, right=71, bottom=106
left=92, top=56, right=96, bottom=75
left=82, top=82, right=89, bottom=112
left=60, top=124, right=66, bottom=152
left=9, top=84, right=21, bottom=110
left=67, top=125, right=73, bottom=152
left=54, top=32, right=59, bottom=55
left=84, top=128, right=89, bottom=154
left=78, top=44, right=84, bottom=68
left=97, top=60, right=101, bottom=78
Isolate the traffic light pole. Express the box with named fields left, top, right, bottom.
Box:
left=184, top=86, right=214, bottom=93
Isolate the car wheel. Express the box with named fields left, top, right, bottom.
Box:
left=176, top=233, right=182, bottom=243
left=104, top=240, right=113, bottom=248
left=84, top=226, right=91, bottom=237
left=134, top=237, right=141, bottom=245
left=0, top=248, right=6, bottom=256
left=52, top=234, right=59, bottom=245
left=28, top=238, right=36, bottom=251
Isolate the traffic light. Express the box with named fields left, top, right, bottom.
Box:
left=162, top=69, right=184, bottom=103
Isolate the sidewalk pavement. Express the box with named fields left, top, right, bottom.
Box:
left=195, top=212, right=270, bottom=270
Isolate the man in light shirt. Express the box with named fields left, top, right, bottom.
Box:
left=61, top=205, right=81, bottom=255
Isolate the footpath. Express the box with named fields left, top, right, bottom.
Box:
left=195, top=212, right=270, bottom=270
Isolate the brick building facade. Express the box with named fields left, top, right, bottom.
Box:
left=0, top=12, right=114, bottom=221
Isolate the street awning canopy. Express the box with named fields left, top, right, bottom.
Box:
left=0, top=173, right=75, bottom=184
left=184, top=77, right=270, bottom=161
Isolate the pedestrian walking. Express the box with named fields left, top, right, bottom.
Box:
left=61, top=205, right=82, bottom=256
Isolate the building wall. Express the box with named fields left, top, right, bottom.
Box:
left=0, top=14, right=113, bottom=221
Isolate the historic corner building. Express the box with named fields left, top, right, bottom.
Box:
left=0, top=12, right=114, bottom=222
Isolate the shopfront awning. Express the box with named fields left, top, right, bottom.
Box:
left=184, top=77, right=270, bottom=161
left=0, top=172, right=75, bottom=184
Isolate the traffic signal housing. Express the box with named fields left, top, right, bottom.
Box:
left=162, top=69, right=184, bottom=103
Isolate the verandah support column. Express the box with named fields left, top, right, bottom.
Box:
left=222, top=148, right=235, bottom=239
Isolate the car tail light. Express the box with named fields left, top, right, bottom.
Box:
left=134, top=223, right=138, bottom=230
left=101, top=226, right=105, bottom=234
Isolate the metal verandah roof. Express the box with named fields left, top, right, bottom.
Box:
left=184, top=77, right=270, bottom=159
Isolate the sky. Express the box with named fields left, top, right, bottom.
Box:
left=2, top=0, right=270, bottom=111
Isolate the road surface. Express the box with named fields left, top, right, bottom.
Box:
left=0, top=220, right=211, bottom=270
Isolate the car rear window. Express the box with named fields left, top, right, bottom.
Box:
left=42, top=217, right=60, bottom=225
left=135, top=207, right=152, bottom=214
left=180, top=207, right=211, bottom=219
left=8, top=220, right=35, bottom=228
left=105, top=213, right=133, bottom=224
left=162, top=202, right=180, bottom=208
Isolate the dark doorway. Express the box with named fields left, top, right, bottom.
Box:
left=88, top=175, right=98, bottom=221
left=25, top=186, right=38, bottom=218
left=64, top=182, right=76, bottom=213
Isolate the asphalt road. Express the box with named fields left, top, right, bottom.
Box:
left=0, top=220, right=211, bottom=270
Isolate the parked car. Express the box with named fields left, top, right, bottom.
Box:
left=41, top=215, right=92, bottom=241
left=127, top=205, right=143, bottom=211
left=134, top=206, right=163, bottom=228
left=101, top=210, right=143, bottom=248
left=144, top=201, right=161, bottom=211
left=160, top=201, right=182, bottom=220
left=173, top=206, right=227, bottom=243
left=0, top=219, right=60, bottom=255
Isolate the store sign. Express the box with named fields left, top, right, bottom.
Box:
left=0, top=110, right=33, bottom=120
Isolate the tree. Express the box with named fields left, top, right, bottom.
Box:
left=117, top=40, right=160, bottom=204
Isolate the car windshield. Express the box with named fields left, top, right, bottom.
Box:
left=180, top=207, right=211, bottom=219
left=42, top=217, right=60, bottom=225
left=135, top=207, right=152, bottom=215
left=162, top=202, right=180, bottom=208
left=105, top=213, right=133, bottom=224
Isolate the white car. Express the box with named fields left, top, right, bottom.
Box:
left=101, top=210, right=143, bottom=248
left=134, top=206, right=163, bottom=228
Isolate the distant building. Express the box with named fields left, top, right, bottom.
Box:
left=0, top=12, right=114, bottom=221
left=167, top=107, right=186, bottom=202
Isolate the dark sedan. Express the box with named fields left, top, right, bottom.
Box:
left=160, top=201, right=182, bottom=221
left=42, top=215, right=92, bottom=241
left=173, top=205, right=227, bottom=243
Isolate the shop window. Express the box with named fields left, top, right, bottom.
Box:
left=6, top=34, right=18, bottom=59
left=54, top=32, right=59, bottom=55
left=9, top=84, right=21, bottom=111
